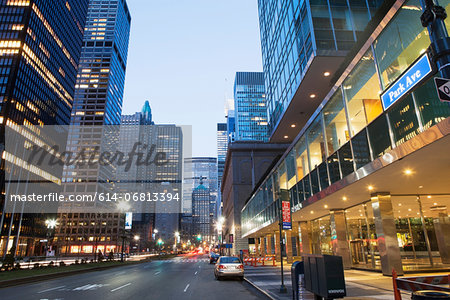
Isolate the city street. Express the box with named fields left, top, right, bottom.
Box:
left=0, top=254, right=260, bottom=300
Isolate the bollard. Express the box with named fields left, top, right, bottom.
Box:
left=393, top=268, right=402, bottom=300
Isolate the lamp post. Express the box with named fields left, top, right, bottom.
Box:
left=117, top=202, right=130, bottom=262
left=45, top=219, right=57, bottom=257
left=217, top=216, right=225, bottom=255
left=134, top=235, right=140, bottom=253
left=174, top=231, right=179, bottom=252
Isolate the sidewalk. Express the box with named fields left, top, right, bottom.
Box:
left=244, top=264, right=415, bottom=300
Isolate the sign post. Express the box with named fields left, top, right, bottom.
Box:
left=434, top=77, right=450, bottom=102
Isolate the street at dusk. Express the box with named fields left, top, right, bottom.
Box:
left=1, top=0, right=450, bottom=299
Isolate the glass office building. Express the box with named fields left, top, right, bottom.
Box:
left=55, top=0, right=131, bottom=256
left=0, top=0, right=89, bottom=257
left=234, top=72, right=269, bottom=142
left=242, top=0, right=450, bottom=275
left=258, top=0, right=384, bottom=140
left=217, top=123, right=227, bottom=210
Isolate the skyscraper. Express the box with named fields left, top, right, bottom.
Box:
left=182, top=157, right=218, bottom=242
left=257, top=0, right=383, bottom=141
left=234, top=72, right=268, bottom=142
left=0, top=0, right=90, bottom=257
left=216, top=122, right=227, bottom=213
left=55, top=0, right=131, bottom=257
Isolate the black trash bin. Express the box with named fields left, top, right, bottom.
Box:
left=412, top=290, right=450, bottom=299
left=291, top=261, right=304, bottom=300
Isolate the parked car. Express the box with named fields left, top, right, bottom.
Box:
left=214, top=256, right=244, bottom=280
left=209, top=252, right=220, bottom=264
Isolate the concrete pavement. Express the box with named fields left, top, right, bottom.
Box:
left=0, top=254, right=262, bottom=300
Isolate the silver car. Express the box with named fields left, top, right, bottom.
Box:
left=214, top=256, right=244, bottom=280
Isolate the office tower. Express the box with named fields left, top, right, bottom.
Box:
left=55, top=0, right=131, bottom=256
left=182, top=157, right=218, bottom=242
left=0, top=0, right=90, bottom=257
left=257, top=0, right=383, bottom=141
left=192, top=181, right=212, bottom=243
left=216, top=123, right=227, bottom=214
left=234, top=72, right=268, bottom=142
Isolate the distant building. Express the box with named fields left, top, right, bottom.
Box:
left=234, top=72, right=268, bottom=142
left=217, top=123, right=228, bottom=214
left=182, top=158, right=218, bottom=242
left=221, top=142, right=288, bottom=255
left=192, top=182, right=212, bottom=243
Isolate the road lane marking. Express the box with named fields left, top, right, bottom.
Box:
left=183, top=284, right=190, bottom=292
left=37, top=286, right=66, bottom=293
left=154, top=271, right=161, bottom=275
left=110, top=283, right=131, bottom=292
left=194, top=271, right=198, bottom=275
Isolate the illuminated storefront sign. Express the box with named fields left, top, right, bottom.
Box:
left=125, top=212, right=132, bottom=230
left=282, top=201, right=292, bottom=230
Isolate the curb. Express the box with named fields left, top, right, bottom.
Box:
left=0, top=261, right=143, bottom=288
left=244, top=277, right=276, bottom=300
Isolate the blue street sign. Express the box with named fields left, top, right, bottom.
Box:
left=381, top=54, right=433, bottom=111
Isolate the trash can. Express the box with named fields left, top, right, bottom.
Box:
left=291, top=261, right=304, bottom=300
left=412, top=291, right=450, bottom=299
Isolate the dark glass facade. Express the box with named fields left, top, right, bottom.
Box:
left=0, top=0, right=89, bottom=257
left=257, top=0, right=383, bottom=135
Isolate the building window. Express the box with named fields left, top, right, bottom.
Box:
left=367, top=114, right=392, bottom=158
left=413, top=77, right=450, bottom=131
left=351, top=129, right=372, bottom=170
left=327, top=152, right=341, bottom=184
left=343, top=49, right=382, bottom=136
left=323, top=88, right=349, bottom=156
left=388, top=95, right=421, bottom=146
left=307, top=114, right=326, bottom=169
left=295, top=136, right=309, bottom=181
left=373, top=0, right=429, bottom=89
left=338, top=141, right=354, bottom=177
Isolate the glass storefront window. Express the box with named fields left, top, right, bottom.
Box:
left=413, top=77, right=450, bottom=131
left=374, top=0, right=430, bottom=88
left=307, top=114, right=326, bottom=169
left=296, top=180, right=305, bottom=204
left=346, top=203, right=380, bottom=270
left=318, top=162, right=329, bottom=190
left=311, top=216, right=332, bottom=255
left=351, top=129, right=372, bottom=170
left=343, top=49, right=383, bottom=136
left=278, top=162, right=288, bottom=193
left=310, top=168, right=320, bottom=195
left=367, top=114, right=392, bottom=158
left=295, top=136, right=309, bottom=180
left=388, top=95, right=421, bottom=147
left=323, top=88, right=349, bottom=156
left=338, top=141, right=354, bottom=177
left=286, top=150, right=297, bottom=189
left=327, top=152, right=341, bottom=184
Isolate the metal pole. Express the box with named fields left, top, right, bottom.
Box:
left=420, top=0, right=450, bottom=78
left=417, top=196, right=434, bottom=267
left=279, top=200, right=287, bottom=294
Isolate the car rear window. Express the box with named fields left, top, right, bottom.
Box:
left=220, top=257, right=241, bottom=263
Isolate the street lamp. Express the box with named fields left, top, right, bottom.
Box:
left=174, top=231, right=180, bottom=252
left=134, top=235, right=140, bottom=253
left=45, top=219, right=57, bottom=257
left=117, top=202, right=131, bottom=262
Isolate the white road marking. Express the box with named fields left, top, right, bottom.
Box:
left=194, top=271, right=198, bottom=275
left=110, top=283, right=131, bottom=292
left=183, top=284, right=190, bottom=292
left=73, top=284, right=107, bottom=291
left=115, top=271, right=126, bottom=275
left=154, top=271, right=161, bottom=275
left=37, top=286, right=66, bottom=293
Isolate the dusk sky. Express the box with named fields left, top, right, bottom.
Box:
left=122, top=0, right=263, bottom=157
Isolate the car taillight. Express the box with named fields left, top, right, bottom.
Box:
left=238, top=265, right=244, bottom=269
left=218, top=265, right=227, bottom=269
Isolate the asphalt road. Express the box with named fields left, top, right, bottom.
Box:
left=0, top=254, right=261, bottom=300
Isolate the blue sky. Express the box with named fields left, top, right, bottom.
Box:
left=122, top=0, right=263, bottom=157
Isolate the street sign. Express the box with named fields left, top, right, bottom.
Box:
left=282, top=201, right=292, bottom=230
left=381, top=53, right=433, bottom=110
left=434, top=77, right=450, bottom=102
left=125, top=212, right=132, bottom=230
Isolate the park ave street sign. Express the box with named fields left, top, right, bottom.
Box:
left=434, top=77, right=450, bottom=102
